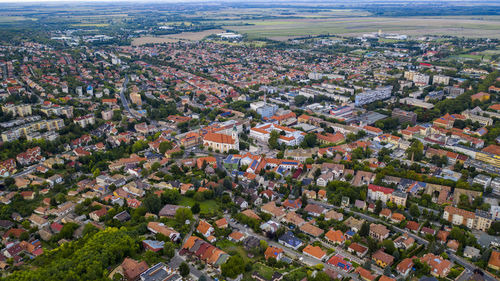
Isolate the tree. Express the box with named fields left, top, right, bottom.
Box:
left=268, top=130, right=280, bottom=149
left=143, top=194, right=162, bottom=214
left=300, top=133, right=317, bottom=148
left=174, top=208, right=193, bottom=225
left=163, top=242, right=175, bottom=260
left=359, top=221, right=370, bottom=237
left=191, top=203, right=200, bottom=214
left=179, top=262, right=190, bottom=277
left=406, top=140, right=424, bottom=161
left=374, top=200, right=382, bottom=214
left=259, top=240, right=268, bottom=253
left=199, top=276, right=207, bottom=281
left=409, top=203, right=421, bottom=218
left=161, top=189, right=180, bottom=204
left=221, top=254, right=245, bottom=278
left=382, top=239, right=395, bottom=254
left=159, top=142, right=173, bottom=154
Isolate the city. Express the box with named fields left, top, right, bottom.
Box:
left=0, top=1, right=499, bottom=281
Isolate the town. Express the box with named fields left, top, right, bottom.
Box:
left=0, top=1, right=500, bottom=281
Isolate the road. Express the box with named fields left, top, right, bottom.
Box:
left=119, top=75, right=137, bottom=118
left=223, top=214, right=360, bottom=280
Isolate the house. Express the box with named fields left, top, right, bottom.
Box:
left=325, top=229, right=345, bottom=245
left=158, top=205, right=183, bottom=218
left=120, top=257, right=149, bottom=281
left=394, top=234, right=415, bottom=250
left=299, top=222, right=324, bottom=237
left=391, top=213, right=405, bottom=224
left=344, top=217, right=364, bottom=232
left=348, top=243, right=368, bottom=258
left=261, top=201, right=286, bottom=219
left=327, top=255, right=352, bottom=272
left=147, top=222, right=180, bottom=241
left=278, top=231, right=303, bottom=250
left=406, top=221, right=420, bottom=232
left=369, top=223, right=390, bottom=241
left=380, top=208, right=392, bottom=219
left=143, top=240, right=165, bottom=252
left=396, top=258, right=414, bottom=277
left=355, top=267, right=376, bottom=281
left=241, top=209, right=261, bottom=220
left=372, top=249, right=395, bottom=268
left=421, top=253, right=452, bottom=277
left=282, top=198, right=301, bottom=210
left=447, top=240, right=459, bottom=252
left=421, top=227, right=436, bottom=236
left=464, top=246, right=480, bottom=259
left=303, top=204, right=325, bottom=217
left=90, top=207, right=107, bottom=221
left=197, top=220, right=214, bottom=238
left=325, top=210, right=343, bottom=221
left=282, top=211, right=305, bottom=227
left=488, top=251, right=500, bottom=271
left=215, top=218, right=228, bottom=229
left=302, top=244, right=326, bottom=261
left=235, top=197, right=249, bottom=209
left=264, top=246, right=284, bottom=261
left=139, top=262, right=181, bottom=281
left=228, top=231, right=245, bottom=242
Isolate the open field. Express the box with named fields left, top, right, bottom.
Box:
left=132, top=29, right=225, bottom=46
left=178, top=196, right=219, bottom=215
left=0, top=16, right=36, bottom=23
left=223, top=16, right=500, bottom=40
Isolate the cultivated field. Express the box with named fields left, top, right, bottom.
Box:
left=132, top=29, right=225, bottom=46
left=223, top=16, right=500, bottom=40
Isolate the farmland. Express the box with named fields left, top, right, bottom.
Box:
left=222, top=16, right=500, bottom=40
left=132, top=29, right=225, bottom=45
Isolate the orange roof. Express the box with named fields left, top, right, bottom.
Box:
left=183, top=236, right=201, bottom=250
left=229, top=231, right=244, bottom=241
left=379, top=276, right=396, bottom=281
left=241, top=209, right=261, bottom=220
left=264, top=246, right=284, bottom=260
left=482, top=144, right=500, bottom=156
left=215, top=218, right=228, bottom=228
left=325, top=229, right=345, bottom=243
left=303, top=244, right=326, bottom=260
left=489, top=251, right=500, bottom=268
left=197, top=220, right=213, bottom=235
left=489, top=104, right=500, bottom=111
left=203, top=132, right=235, bottom=144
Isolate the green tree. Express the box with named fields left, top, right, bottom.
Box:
left=191, top=203, right=200, bottom=214
left=268, top=130, right=280, bottom=149
left=179, top=262, right=190, bottom=277
left=159, top=142, right=173, bottom=154
left=221, top=254, right=245, bottom=278
left=409, top=203, right=421, bottom=218
left=143, top=194, right=162, bottom=214
left=406, top=140, right=424, bottom=161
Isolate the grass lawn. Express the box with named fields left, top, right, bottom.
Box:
left=178, top=196, right=219, bottom=215
left=216, top=239, right=255, bottom=263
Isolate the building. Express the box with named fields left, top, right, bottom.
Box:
left=250, top=101, right=278, bottom=119
left=471, top=92, right=490, bottom=102
left=2, top=104, right=32, bottom=117
left=421, top=253, right=452, bottom=277
left=392, top=108, right=417, bottom=125
left=389, top=190, right=407, bottom=207
left=139, top=262, right=181, bottom=281
left=488, top=251, right=500, bottom=271
left=302, top=244, right=326, bottom=261
left=367, top=184, right=394, bottom=203
left=473, top=174, right=492, bottom=189
left=432, top=75, right=450, bottom=85
left=369, top=223, right=390, bottom=241
left=73, top=114, right=95, bottom=128
left=130, top=92, right=142, bottom=106
left=372, top=249, right=394, bottom=267
left=443, top=206, right=475, bottom=229
left=203, top=130, right=238, bottom=153
left=404, top=71, right=430, bottom=86
left=355, top=86, right=392, bottom=106
left=250, top=123, right=305, bottom=146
